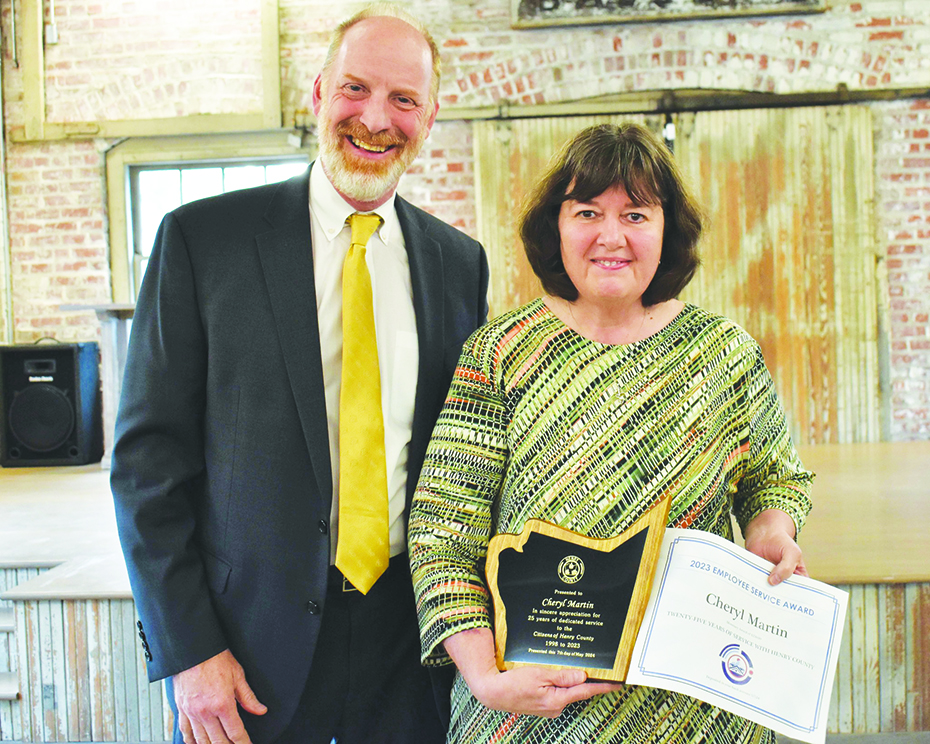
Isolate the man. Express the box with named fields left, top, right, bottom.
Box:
left=110, top=5, right=489, bottom=743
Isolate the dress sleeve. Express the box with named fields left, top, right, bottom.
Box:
left=732, top=340, right=814, bottom=536
left=409, top=327, right=509, bottom=665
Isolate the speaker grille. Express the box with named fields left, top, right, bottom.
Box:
left=1, top=342, right=102, bottom=466
left=9, top=383, right=76, bottom=452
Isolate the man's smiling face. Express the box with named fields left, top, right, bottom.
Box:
left=312, top=16, right=438, bottom=211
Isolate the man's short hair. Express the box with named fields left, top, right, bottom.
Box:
left=321, top=3, right=441, bottom=103
left=519, top=122, right=704, bottom=307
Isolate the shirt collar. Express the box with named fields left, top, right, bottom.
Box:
left=309, top=160, right=399, bottom=244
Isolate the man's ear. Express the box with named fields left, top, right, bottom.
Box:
left=311, top=74, right=324, bottom=117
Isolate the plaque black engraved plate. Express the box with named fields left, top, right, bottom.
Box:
left=486, top=493, right=671, bottom=681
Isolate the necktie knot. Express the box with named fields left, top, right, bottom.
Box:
left=347, top=212, right=382, bottom=250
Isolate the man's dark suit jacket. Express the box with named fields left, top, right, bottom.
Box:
left=110, top=167, right=489, bottom=742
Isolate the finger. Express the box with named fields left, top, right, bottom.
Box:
left=202, top=717, right=234, bottom=744
left=179, top=711, right=195, bottom=744
left=235, top=679, right=267, bottom=716
left=768, top=559, right=793, bottom=585
left=583, top=681, right=624, bottom=696
left=533, top=685, right=602, bottom=718
left=189, top=719, right=213, bottom=744
left=546, top=668, right=587, bottom=688
left=794, top=557, right=809, bottom=577
left=768, top=545, right=802, bottom=586
left=561, top=680, right=621, bottom=706
left=217, top=710, right=253, bottom=744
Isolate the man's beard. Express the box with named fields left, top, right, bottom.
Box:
left=317, top=111, right=428, bottom=203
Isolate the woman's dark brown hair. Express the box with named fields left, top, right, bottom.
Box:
left=519, top=122, right=703, bottom=306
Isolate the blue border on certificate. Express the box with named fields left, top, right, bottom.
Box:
left=633, top=534, right=842, bottom=735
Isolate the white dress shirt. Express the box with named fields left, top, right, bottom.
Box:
left=309, top=163, right=419, bottom=563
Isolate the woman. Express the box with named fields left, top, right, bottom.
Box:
left=408, top=123, right=813, bottom=743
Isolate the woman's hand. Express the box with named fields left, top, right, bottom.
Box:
left=743, top=508, right=808, bottom=585
left=443, top=628, right=621, bottom=718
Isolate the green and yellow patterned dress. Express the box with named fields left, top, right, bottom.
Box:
left=409, top=299, right=814, bottom=744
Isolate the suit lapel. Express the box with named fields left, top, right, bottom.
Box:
left=396, top=197, right=445, bottom=507
left=255, top=184, right=447, bottom=510
left=256, top=169, right=333, bottom=503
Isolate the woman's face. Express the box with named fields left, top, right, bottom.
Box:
left=557, top=184, right=665, bottom=309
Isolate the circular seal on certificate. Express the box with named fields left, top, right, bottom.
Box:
left=719, top=643, right=754, bottom=685
left=557, top=555, right=585, bottom=584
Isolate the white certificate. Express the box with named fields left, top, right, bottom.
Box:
left=626, top=528, right=847, bottom=744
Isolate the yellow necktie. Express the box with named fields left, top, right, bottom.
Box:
left=336, top=212, right=389, bottom=594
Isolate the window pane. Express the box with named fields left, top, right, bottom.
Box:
left=223, top=165, right=266, bottom=193
left=181, top=168, right=224, bottom=204
left=138, top=169, right=182, bottom=257
left=266, top=162, right=308, bottom=184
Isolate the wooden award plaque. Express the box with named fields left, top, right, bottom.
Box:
left=485, top=492, right=672, bottom=682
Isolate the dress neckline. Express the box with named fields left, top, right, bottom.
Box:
left=535, top=297, right=693, bottom=349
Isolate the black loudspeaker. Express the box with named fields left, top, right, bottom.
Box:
left=0, top=343, right=103, bottom=467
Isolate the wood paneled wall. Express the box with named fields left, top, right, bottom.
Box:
left=675, top=107, right=881, bottom=445
left=1, top=567, right=46, bottom=742
left=473, top=106, right=882, bottom=446
left=830, top=584, right=930, bottom=733
left=2, top=596, right=171, bottom=743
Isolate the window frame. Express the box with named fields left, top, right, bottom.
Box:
left=107, top=131, right=314, bottom=302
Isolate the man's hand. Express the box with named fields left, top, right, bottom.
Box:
left=173, top=649, right=267, bottom=744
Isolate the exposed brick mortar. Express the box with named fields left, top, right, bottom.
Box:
left=5, top=140, right=110, bottom=343
left=875, top=99, right=930, bottom=438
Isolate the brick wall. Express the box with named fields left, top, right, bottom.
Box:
left=434, top=5, right=929, bottom=108
left=279, top=0, right=930, bottom=117
left=1, top=0, right=928, bottom=438
left=1, top=0, right=263, bottom=128
left=4, top=140, right=109, bottom=342
left=397, top=121, right=478, bottom=237
left=279, top=0, right=337, bottom=130
left=876, top=99, right=930, bottom=439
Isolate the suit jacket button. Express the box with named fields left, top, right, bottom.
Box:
left=318, top=520, right=328, bottom=534
left=306, top=600, right=320, bottom=615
